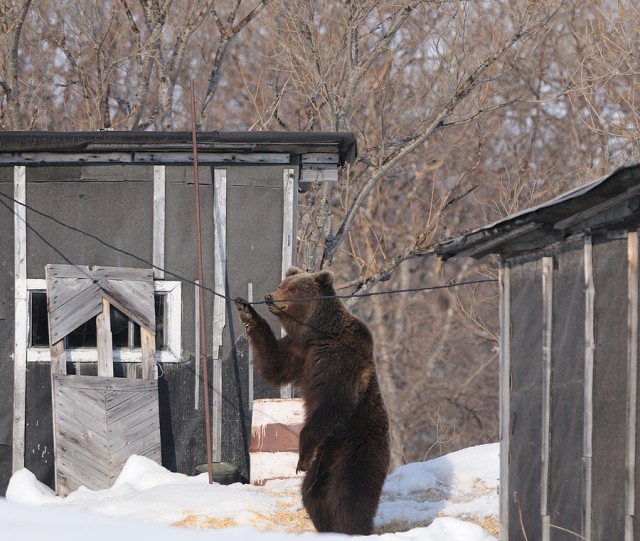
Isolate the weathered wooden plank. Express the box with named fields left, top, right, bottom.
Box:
left=626, top=231, right=638, bottom=541
left=108, top=402, right=159, bottom=437
left=48, top=283, right=103, bottom=345
left=281, top=168, right=296, bottom=399
left=212, top=168, right=227, bottom=461
left=54, top=374, right=157, bottom=392
left=110, top=427, right=161, bottom=469
left=46, top=264, right=154, bottom=282
left=56, top=386, right=110, bottom=430
left=111, top=442, right=161, bottom=476
left=46, top=276, right=96, bottom=315
left=109, top=415, right=160, bottom=454
left=102, top=279, right=155, bottom=332
left=56, top=454, right=108, bottom=493
left=194, top=280, right=200, bottom=409
left=133, top=152, right=290, bottom=164
left=0, top=152, right=135, bottom=165
left=106, top=390, right=157, bottom=423
left=541, top=256, right=553, bottom=541
left=54, top=405, right=109, bottom=449
left=52, top=373, right=160, bottom=494
left=57, top=440, right=110, bottom=478
left=96, top=299, right=114, bottom=377
left=499, top=263, right=511, bottom=541
left=57, top=437, right=110, bottom=478
left=50, top=340, right=67, bottom=375
left=13, top=164, right=27, bottom=473
left=584, top=237, right=595, bottom=541
left=141, top=327, right=156, bottom=379
left=153, top=165, right=165, bottom=280
left=301, top=153, right=339, bottom=164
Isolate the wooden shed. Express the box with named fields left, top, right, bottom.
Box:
left=0, top=130, right=356, bottom=494
left=437, top=163, right=640, bottom=541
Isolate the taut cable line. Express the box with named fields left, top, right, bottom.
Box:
left=0, top=192, right=498, bottom=306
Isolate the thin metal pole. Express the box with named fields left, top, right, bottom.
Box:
left=190, top=80, right=213, bottom=484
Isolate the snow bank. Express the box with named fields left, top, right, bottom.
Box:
left=3, top=442, right=499, bottom=541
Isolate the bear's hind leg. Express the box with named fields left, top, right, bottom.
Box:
left=301, top=456, right=332, bottom=532
left=324, top=446, right=387, bottom=535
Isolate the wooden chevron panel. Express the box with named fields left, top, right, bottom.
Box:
left=53, top=374, right=161, bottom=496
left=45, top=264, right=156, bottom=345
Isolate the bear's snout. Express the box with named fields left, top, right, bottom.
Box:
left=264, top=293, right=273, bottom=303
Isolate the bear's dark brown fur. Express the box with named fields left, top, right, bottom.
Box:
left=235, top=267, right=390, bottom=535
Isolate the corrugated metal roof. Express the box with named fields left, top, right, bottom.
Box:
left=0, top=130, right=357, bottom=165
left=437, top=163, right=640, bottom=260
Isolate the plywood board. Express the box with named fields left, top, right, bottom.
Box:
left=52, top=374, right=160, bottom=495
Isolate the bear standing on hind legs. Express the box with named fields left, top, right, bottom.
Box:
left=235, top=267, right=390, bottom=535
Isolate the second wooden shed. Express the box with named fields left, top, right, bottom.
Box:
left=437, top=163, right=640, bottom=541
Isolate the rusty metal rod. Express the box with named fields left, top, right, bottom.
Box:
left=190, top=80, right=214, bottom=484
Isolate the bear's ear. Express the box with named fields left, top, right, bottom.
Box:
left=315, top=269, right=335, bottom=288
left=286, top=266, right=303, bottom=277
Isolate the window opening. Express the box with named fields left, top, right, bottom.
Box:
left=29, top=291, right=167, bottom=350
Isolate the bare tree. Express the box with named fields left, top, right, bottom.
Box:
left=3, top=0, right=640, bottom=465
left=0, top=0, right=33, bottom=129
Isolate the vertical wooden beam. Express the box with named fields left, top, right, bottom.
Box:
left=50, top=340, right=67, bottom=375
left=13, top=165, right=27, bottom=472
left=584, top=236, right=595, bottom=541
left=194, top=280, right=200, bottom=409
left=141, top=327, right=156, bottom=380
left=153, top=165, right=166, bottom=280
left=499, top=261, right=511, bottom=541
left=280, top=168, right=296, bottom=399
left=212, top=168, right=227, bottom=462
left=248, top=282, right=254, bottom=412
left=125, top=320, right=137, bottom=378
left=541, top=256, right=553, bottom=541
left=626, top=231, right=638, bottom=541
left=96, top=298, right=114, bottom=378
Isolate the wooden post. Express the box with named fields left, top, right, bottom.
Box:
left=499, top=262, right=511, bottom=541
left=50, top=340, right=67, bottom=375
left=141, top=327, right=156, bottom=380
left=96, top=298, right=114, bottom=378
left=626, top=231, right=638, bottom=541
left=584, top=236, right=595, bottom=541
left=13, top=164, right=27, bottom=472
left=541, top=256, right=553, bottom=541
left=280, top=168, right=295, bottom=399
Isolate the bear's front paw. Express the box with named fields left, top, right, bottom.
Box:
left=234, top=297, right=257, bottom=332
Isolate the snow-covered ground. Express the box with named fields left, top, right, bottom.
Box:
left=2, top=443, right=499, bottom=541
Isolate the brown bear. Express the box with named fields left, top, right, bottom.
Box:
left=235, top=267, right=390, bottom=535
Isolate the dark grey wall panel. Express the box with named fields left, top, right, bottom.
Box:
left=164, top=173, right=215, bottom=354
left=0, top=174, right=15, bottom=495
left=549, top=245, right=585, bottom=540
left=592, top=238, right=627, bottom=540
left=26, top=175, right=154, bottom=278
left=24, top=362, right=54, bottom=489
left=159, top=358, right=212, bottom=475
left=166, top=166, right=212, bottom=185
left=162, top=168, right=215, bottom=476
left=222, top=165, right=288, bottom=481
left=508, top=257, right=543, bottom=541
